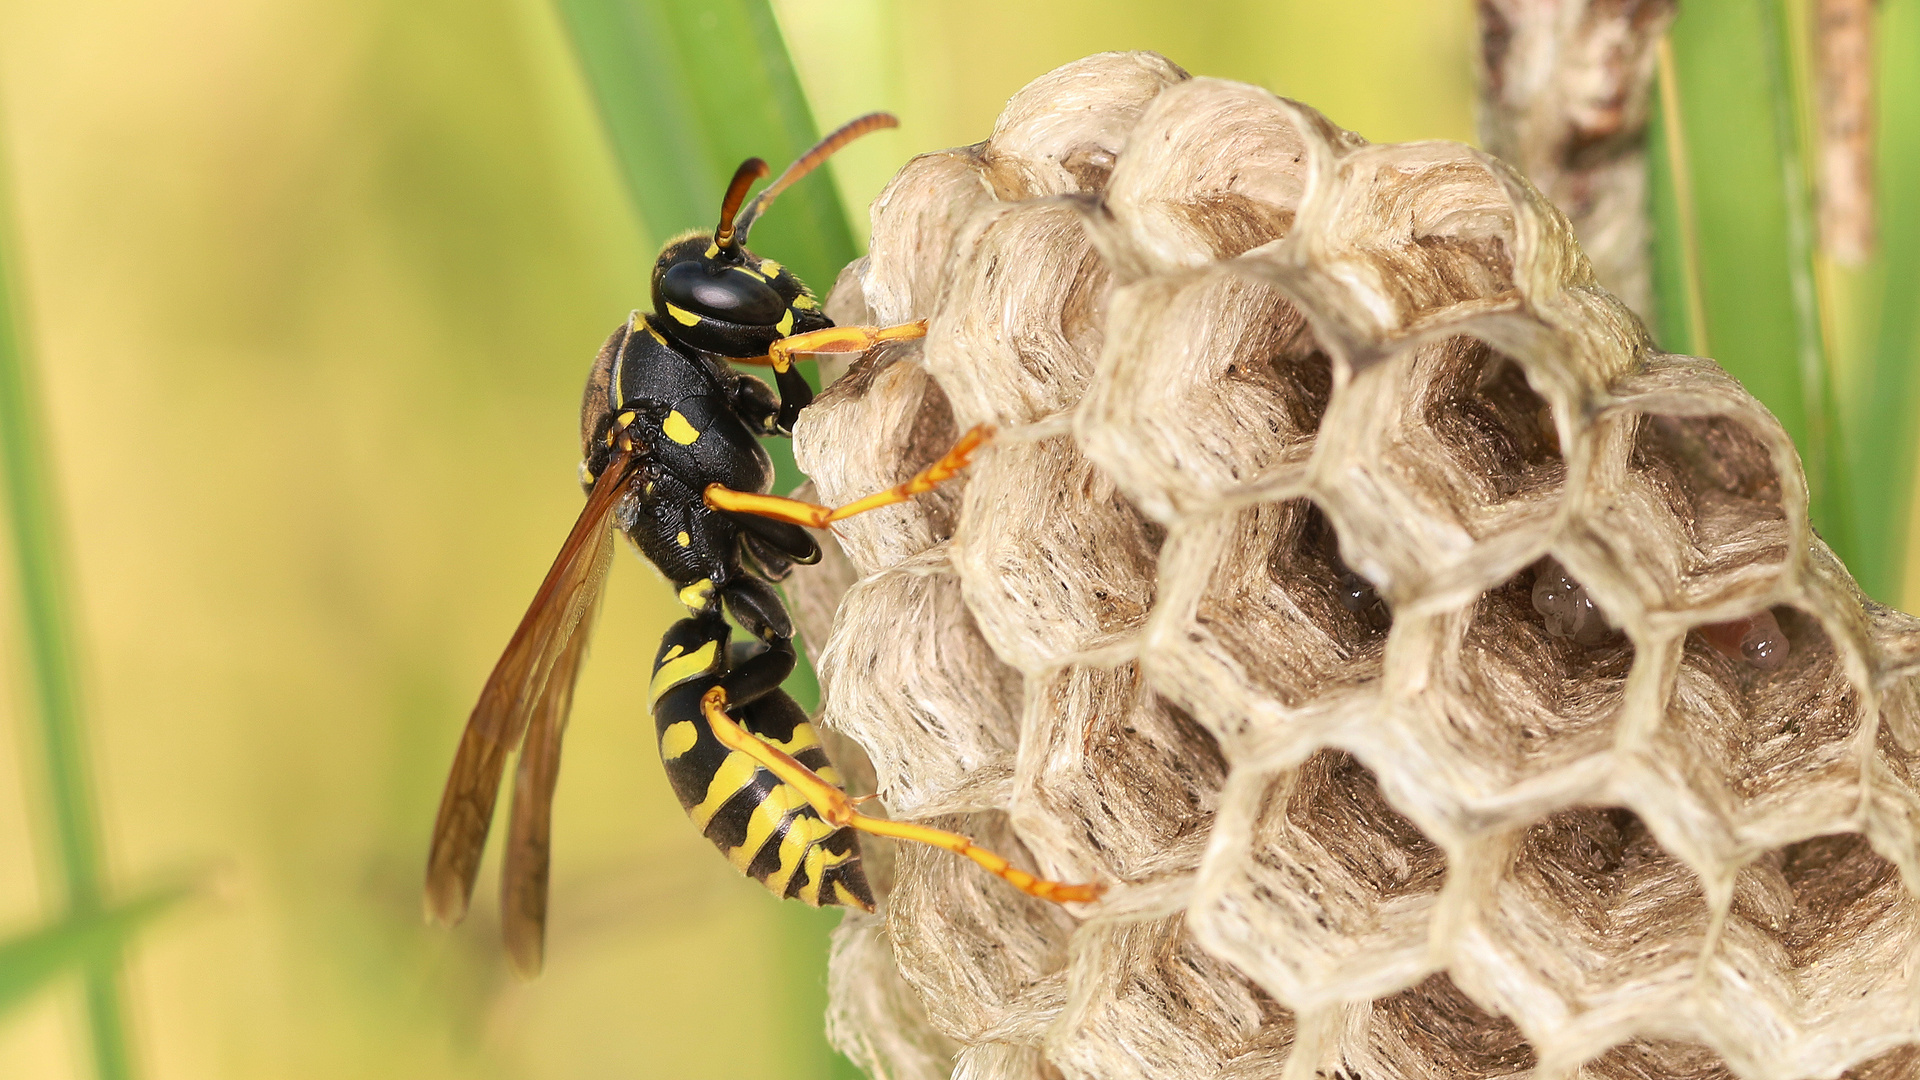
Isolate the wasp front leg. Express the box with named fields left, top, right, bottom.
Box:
left=698, top=686, right=1103, bottom=905
left=705, top=423, right=992, bottom=529
left=765, top=319, right=929, bottom=431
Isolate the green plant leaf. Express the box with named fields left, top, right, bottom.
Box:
left=1653, top=2, right=1854, bottom=566
left=0, top=111, right=138, bottom=1078
left=1848, top=0, right=1920, bottom=603
left=0, top=886, right=192, bottom=1019
left=555, top=0, right=859, bottom=291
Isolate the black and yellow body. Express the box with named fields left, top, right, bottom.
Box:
left=425, top=113, right=1090, bottom=980
left=649, top=616, right=874, bottom=910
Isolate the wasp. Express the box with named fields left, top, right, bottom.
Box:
left=425, top=115, right=1101, bottom=976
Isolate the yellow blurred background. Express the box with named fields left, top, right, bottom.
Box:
left=0, top=2, right=1487, bottom=1077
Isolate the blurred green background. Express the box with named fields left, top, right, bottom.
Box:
left=0, top=1, right=1913, bottom=1078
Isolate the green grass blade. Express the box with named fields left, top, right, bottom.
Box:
left=0, top=122, right=138, bottom=1079
left=554, top=4, right=860, bottom=1077
left=1658, top=2, right=1855, bottom=561
left=1649, top=39, right=1711, bottom=358
left=0, top=885, right=191, bottom=1019
left=554, top=0, right=858, bottom=287
left=1852, top=0, right=1920, bottom=603
left=1755, top=0, right=1852, bottom=564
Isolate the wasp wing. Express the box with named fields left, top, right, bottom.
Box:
left=499, top=524, right=609, bottom=978
left=424, top=453, right=632, bottom=927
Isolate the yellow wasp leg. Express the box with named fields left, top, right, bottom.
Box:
left=765, top=319, right=928, bottom=374
left=705, top=424, right=993, bottom=529
left=700, top=687, right=1104, bottom=905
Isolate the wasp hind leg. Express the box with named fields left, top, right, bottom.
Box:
left=699, top=686, right=1105, bottom=906
left=705, top=423, right=994, bottom=529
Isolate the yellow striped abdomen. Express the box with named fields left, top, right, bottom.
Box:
left=653, top=681, right=873, bottom=911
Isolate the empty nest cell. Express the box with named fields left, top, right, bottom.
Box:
left=1712, top=833, right=1920, bottom=1080
left=1584, top=1041, right=1920, bottom=1080
left=1309, top=335, right=1564, bottom=602
left=1098, top=76, right=1317, bottom=275
left=951, top=435, right=1162, bottom=670
left=1191, top=750, right=1447, bottom=1011
left=925, top=199, right=1112, bottom=426
left=1459, top=807, right=1714, bottom=1061
left=885, top=810, right=1077, bottom=1044
left=1081, top=269, right=1329, bottom=521
left=1011, top=663, right=1226, bottom=884
left=794, top=344, right=962, bottom=573
left=1052, top=913, right=1289, bottom=1080
left=818, top=569, right=1023, bottom=819
left=1344, top=973, right=1536, bottom=1080
left=1312, top=144, right=1521, bottom=341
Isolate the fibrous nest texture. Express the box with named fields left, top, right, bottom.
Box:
left=785, top=53, right=1920, bottom=1080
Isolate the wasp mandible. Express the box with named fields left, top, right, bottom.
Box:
left=425, top=115, right=1102, bottom=977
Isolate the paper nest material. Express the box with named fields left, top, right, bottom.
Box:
left=782, top=52, right=1920, bottom=1080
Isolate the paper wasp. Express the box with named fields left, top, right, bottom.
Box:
left=425, top=115, right=1102, bottom=976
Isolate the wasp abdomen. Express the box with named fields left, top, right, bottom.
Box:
left=652, top=636, right=874, bottom=910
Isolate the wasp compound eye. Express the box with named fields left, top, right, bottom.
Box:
left=659, top=260, right=787, bottom=327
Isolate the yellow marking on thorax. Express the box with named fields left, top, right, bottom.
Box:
left=660, top=721, right=699, bottom=761
left=791, top=294, right=818, bottom=311
left=775, top=310, right=794, bottom=336
left=758, top=259, right=781, bottom=278
left=767, top=813, right=838, bottom=898
left=667, top=303, right=702, bottom=327
left=726, top=785, right=807, bottom=872
left=704, top=242, right=719, bottom=258
left=733, top=264, right=766, bottom=282
left=663, top=410, right=701, bottom=445
left=646, top=323, right=670, bottom=347
left=688, top=751, right=760, bottom=831
left=677, top=579, right=716, bottom=612
left=648, top=640, right=717, bottom=706
left=675, top=530, right=692, bottom=547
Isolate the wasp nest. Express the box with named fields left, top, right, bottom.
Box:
left=785, top=53, right=1920, bottom=1080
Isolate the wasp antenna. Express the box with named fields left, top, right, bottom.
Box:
left=715, top=158, right=770, bottom=252
left=735, top=112, right=899, bottom=244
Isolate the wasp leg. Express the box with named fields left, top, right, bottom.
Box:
left=721, top=632, right=797, bottom=708
left=699, top=686, right=1105, bottom=905
left=721, top=575, right=795, bottom=643
left=766, top=320, right=927, bottom=431
left=705, top=424, right=993, bottom=529
left=722, top=510, right=821, bottom=567
left=765, top=319, right=929, bottom=375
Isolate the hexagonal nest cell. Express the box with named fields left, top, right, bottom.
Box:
left=786, top=53, right=1920, bottom=1080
